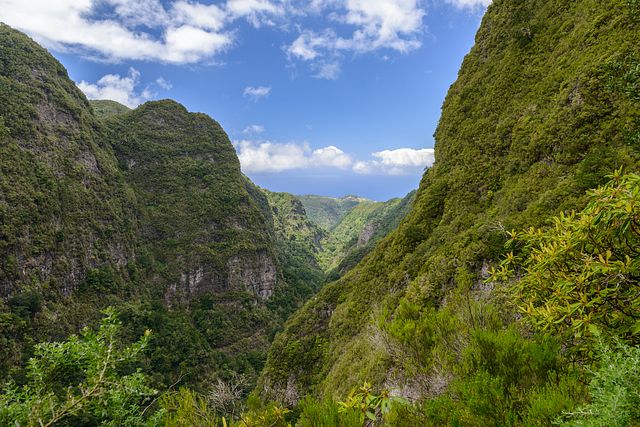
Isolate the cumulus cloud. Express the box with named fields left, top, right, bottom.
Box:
left=243, top=124, right=266, bottom=134
left=353, top=148, right=435, bottom=175
left=235, top=140, right=432, bottom=175
left=77, top=68, right=144, bottom=107
left=77, top=68, right=171, bottom=107
left=0, top=0, right=484, bottom=73
left=243, top=86, right=272, bottom=101
left=235, top=140, right=312, bottom=173
left=0, top=0, right=282, bottom=64
left=286, top=0, right=426, bottom=79
left=312, top=146, right=352, bottom=168
left=234, top=140, right=353, bottom=173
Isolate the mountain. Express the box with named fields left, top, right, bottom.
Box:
left=90, top=100, right=130, bottom=118
left=257, top=0, right=640, bottom=410
left=319, top=192, right=416, bottom=279
left=297, top=195, right=370, bottom=231
left=0, top=24, right=138, bottom=299
left=0, top=24, right=309, bottom=391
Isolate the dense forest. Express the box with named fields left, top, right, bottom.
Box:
left=1, top=0, right=640, bottom=425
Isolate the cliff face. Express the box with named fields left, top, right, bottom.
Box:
left=0, top=24, right=285, bottom=389
left=104, top=100, right=278, bottom=303
left=0, top=24, right=138, bottom=297
left=258, top=0, right=640, bottom=401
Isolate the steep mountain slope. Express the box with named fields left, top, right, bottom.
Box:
left=0, top=24, right=301, bottom=391
left=320, top=191, right=416, bottom=279
left=105, top=100, right=278, bottom=303
left=261, top=190, right=326, bottom=318
left=0, top=24, right=138, bottom=299
left=258, top=0, right=640, bottom=404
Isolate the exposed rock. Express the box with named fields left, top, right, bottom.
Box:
left=227, top=251, right=277, bottom=300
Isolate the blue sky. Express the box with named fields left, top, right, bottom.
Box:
left=0, top=0, right=489, bottom=200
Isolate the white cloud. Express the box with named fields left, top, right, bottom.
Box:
left=445, top=0, right=491, bottom=9
left=226, top=0, right=284, bottom=27
left=243, top=124, right=266, bottom=134
left=0, top=0, right=476, bottom=75
left=155, top=77, right=172, bottom=90
left=77, top=68, right=170, bottom=107
left=77, top=68, right=148, bottom=108
left=172, top=1, right=226, bottom=31
left=311, top=146, right=352, bottom=168
left=286, top=0, right=426, bottom=78
left=353, top=148, right=434, bottom=175
left=105, top=0, right=170, bottom=28
left=235, top=140, right=312, bottom=173
left=235, top=141, right=431, bottom=175
left=234, top=140, right=353, bottom=173
left=0, top=0, right=283, bottom=64
left=243, top=86, right=272, bottom=100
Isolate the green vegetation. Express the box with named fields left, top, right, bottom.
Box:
left=0, top=23, right=352, bottom=400
left=282, top=192, right=416, bottom=279
left=560, top=338, right=640, bottom=427
left=297, top=195, right=369, bottom=231
left=258, top=0, right=640, bottom=423
left=90, top=100, right=131, bottom=118
left=3, top=0, right=640, bottom=423
left=262, top=190, right=326, bottom=319
left=492, top=171, right=640, bottom=346
left=0, top=309, right=158, bottom=427
left=321, top=191, right=416, bottom=278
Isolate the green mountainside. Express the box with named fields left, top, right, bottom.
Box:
left=0, top=23, right=413, bottom=399
left=297, top=195, right=369, bottom=231
left=90, top=99, right=130, bottom=118
left=0, top=24, right=139, bottom=300
left=258, top=0, right=640, bottom=416
left=264, top=191, right=416, bottom=282
left=2, top=0, right=640, bottom=422
left=0, top=24, right=327, bottom=393
left=319, top=192, right=416, bottom=279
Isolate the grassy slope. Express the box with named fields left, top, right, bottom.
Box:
left=258, top=0, right=640, bottom=401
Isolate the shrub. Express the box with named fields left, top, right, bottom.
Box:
left=0, top=308, right=158, bottom=427
left=491, top=171, right=640, bottom=347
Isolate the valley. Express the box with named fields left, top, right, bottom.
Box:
left=1, top=0, right=640, bottom=425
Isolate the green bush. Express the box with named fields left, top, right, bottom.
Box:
left=559, top=338, right=640, bottom=426
left=491, top=172, right=640, bottom=346
left=0, top=308, right=158, bottom=427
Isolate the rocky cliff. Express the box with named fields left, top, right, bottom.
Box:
left=0, top=24, right=293, bottom=390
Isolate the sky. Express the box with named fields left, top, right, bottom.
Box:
left=0, top=0, right=490, bottom=200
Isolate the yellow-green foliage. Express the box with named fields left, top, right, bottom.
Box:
left=492, top=171, right=640, bottom=346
